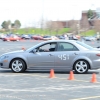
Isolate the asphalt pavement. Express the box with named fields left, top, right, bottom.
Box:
left=0, top=39, right=100, bottom=100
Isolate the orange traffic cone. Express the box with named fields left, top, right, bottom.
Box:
left=30, top=40, right=33, bottom=42
left=91, top=73, right=97, bottom=83
left=21, top=39, right=24, bottom=42
left=68, top=71, right=74, bottom=80
left=49, top=69, right=55, bottom=78
left=92, top=41, right=94, bottom=44
left=22, top=47, right=25, bottom=50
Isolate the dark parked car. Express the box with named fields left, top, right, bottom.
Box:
left=21, top=35, right=31, bottom=39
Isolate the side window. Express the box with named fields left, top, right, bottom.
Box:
left=36, top=42, right=57, bottom=52
left=57, top=42, right=78, bottom=51
left=37, top=43, right=50, bottom=52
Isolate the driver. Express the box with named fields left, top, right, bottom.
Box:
left=38, top=43, right=56, bottom=52
left=49, top=44, right=56, bottom=51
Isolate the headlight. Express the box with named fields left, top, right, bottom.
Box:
left=0, top=55, right=9, bottom=60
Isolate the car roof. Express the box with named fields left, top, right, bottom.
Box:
left=43, top=40, right=76, bottom=43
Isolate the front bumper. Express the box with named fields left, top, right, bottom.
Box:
left=0, top=59, right=10, bottom=68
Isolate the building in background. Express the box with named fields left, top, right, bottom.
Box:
left=80, top=8, right=100, bottom=30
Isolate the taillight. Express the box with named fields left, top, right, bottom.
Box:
left=96, top=53, right=100, bottom=56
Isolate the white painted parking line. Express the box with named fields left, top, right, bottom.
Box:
left=0, top=95, right=24, bottom=100
left=0, top=85, right=100, bottom=92
left=70, top=96, right=100, bottom=100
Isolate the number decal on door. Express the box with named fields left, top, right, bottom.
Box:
left=58, top=54, right=69, bottom=60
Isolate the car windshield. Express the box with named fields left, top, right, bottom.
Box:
left=26, top=42, right=44, bottom=51
left=76, top=41, right=94, bottom=50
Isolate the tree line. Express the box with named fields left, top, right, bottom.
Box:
left=1, top=20, right=21, bottom=29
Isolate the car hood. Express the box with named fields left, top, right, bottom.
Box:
left=0, top=50, right=25, bottom=56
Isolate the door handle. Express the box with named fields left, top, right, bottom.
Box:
left=74, top=52, right=79, bottom=55
left=49, top=54, right=53, bottom=56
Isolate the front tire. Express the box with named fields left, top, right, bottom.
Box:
left=74, top=60, right=89, bottom=74
left=10, top=59, right=26, bottom=73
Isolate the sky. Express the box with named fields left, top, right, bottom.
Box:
left=0, top=0, right=100, bottom=28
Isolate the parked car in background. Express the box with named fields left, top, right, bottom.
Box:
left=0, top=34, right=7, bottom=39
left=75, top=35, right=81, bottom=39
left=21, top=34, right=31, bottom=39
left=43, top=36, right=59, bottom=40
left=72, top=35, right=78, bottom=40
left=32, top=35, right=43, bottom=40
left=43, top=36, right=51, bottom=40
left=69, top=35, right=78, bottom=40
left=83, top=36, right=96, bottom=41
left=2, top=35, right=21, bottom=41
left=57, top=35, right=65, bottom=39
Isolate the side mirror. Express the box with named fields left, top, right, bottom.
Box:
left=32, top=49, right=37, bottom=53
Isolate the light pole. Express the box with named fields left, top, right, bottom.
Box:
left=77, top=23, right=80, bottom=34
left=41, top=0, right=44, bottom=34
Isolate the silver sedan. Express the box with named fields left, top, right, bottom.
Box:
left=0, top=40, right=100, bottom=74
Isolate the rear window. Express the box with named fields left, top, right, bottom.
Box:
left=76, top=41, right=94, bottom=50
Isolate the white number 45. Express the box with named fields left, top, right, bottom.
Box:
left=58, top=54, right=69, bottom=60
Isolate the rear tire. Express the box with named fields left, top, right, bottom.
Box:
left=74, top=60, right=89, bottom=74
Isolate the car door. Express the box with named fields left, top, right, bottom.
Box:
left=54, top=42, right=79, bottom=71
left=27, top=42, right=57, bottom=70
